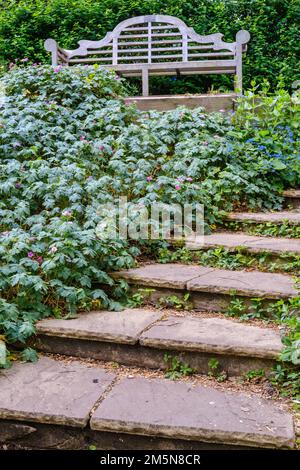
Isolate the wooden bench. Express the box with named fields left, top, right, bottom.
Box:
left=44, top=14, right=250, bottom=96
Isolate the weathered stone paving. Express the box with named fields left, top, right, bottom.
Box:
left=0, top=338, right=295, bottom=448
left=91, top=376, right=295, bottom=449
left=186, top=232, right=300, bottom=253
left=187, top=267, right=297, bottom=298
left=140, top=316, right=283, bottom=359
left=37, top=309, right=162, bottom=344
left=283, top=190, right=300, bottom=209
left=1, top=204, right=299, bottom=450
left=283, top=189, right=300, bottom=199
left=112, top=264, right=211, bottom=288
left=227, top=210, right=300, bottom=225
left=113, top=263, right=298, bottom=299
left=0, top=356, right=115, bottom=427
left=33, top=310, right=281, bottom=375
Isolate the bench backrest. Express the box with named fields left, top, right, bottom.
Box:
left=46, top=15, right=249, bottom=66
left=45, top=15, right=250, bottom=94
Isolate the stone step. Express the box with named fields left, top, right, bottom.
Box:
left=283, top=189, right=300, bottom=209
left=186, top=231, right=300, bottom=254
left=0, top=356, right=295, bottom=449
left=227, top=210, right=300, bottom=225
left=33, top=309, right=283, bottom=376
left=91, top=375, right=295, bottom=449
left=111, top=264, right=297, bottom=311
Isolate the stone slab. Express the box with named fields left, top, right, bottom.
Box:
left=90, top=376, right=295, bottom=448
left=284, top=190, right=300, bottom=209
left=187, top=268, right=297, bottom=299
left=140, top=316, right=283, bottom=359
left=283, top=189, right=300, bottom=199
left=124, top=93, right=235, bottom=112
left=227, top=211, right=300, bottom=225
left=186, top=232, right=300, bottom=254
left=0, top=419, right=257, bottom=450
left=0, top=356, right=115, bottom=427
left=111, top=264, right=212, bottom=289
left=34, top=334, right=276, bottom=377
left=37, top=309, right=161, bottom=345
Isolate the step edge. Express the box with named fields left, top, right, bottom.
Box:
left=89, top=418, right=295, bottom=449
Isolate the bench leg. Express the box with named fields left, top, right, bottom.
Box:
left=142, top=69, right=149, bottom=97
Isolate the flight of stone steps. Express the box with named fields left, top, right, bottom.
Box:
left=0, top=190, right=299, bottom=450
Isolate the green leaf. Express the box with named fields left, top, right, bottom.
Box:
left=0, top=340, right=7, bottom=366
left=21, top=347, right=38, bottom=363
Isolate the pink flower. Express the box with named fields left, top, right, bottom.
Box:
left=37, top=256, right=43, bottom=264
left=15, top=182, right=21, bottom=188
left=177, top=177, right=184, bottom=183
left=50, top=246, right=58, bottom=254
left=27, top=251, right=34, bottom=258
left=186, top=177, right=193, bottom=182
left=99, top=145, right=105, bottom=151
left=175, top=185, right=181, bottom=190
left=53, top=66, right=62, bottom=73
left=62, top=210, right=72, bottom=217
left=219, top=109, right=225, bottom=112
left=146, top=176, right=153, bottom=182
left=80, top=136, right=86, bottom=141
left=21, top=58, right=29, bottom=62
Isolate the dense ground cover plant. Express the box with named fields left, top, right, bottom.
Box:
left=224, top=221, right=300, bottom=238
left=0, top=0, right=299, bottom=93
left=157, top=245, right=300, bottom=274
left=0, top=65, right=299, bottom=367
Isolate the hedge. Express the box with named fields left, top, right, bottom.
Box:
left=0, top=0, right=299, bottom=93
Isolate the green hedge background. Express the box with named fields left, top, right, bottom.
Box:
left=0, top=0, right=299, bottom=93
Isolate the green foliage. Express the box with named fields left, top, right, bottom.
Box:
left=158, top=246, right=192, bottom=264
left=225, top=292, right=300, bottom=397
left=281, top=316, right=300, bottom=365
left=244, top=368, right=265, bottom=381
left=0, top=1, right=300, bottom=93
left=158, top=245, right=300, bottom=275
left=126, top=288, right=155, bottom=307
left=208, top=357, right=220, bottom=374
left=208, top=357, right=227, bottom=382
left=164, top=354, right=195, bottom=380
left=20, top=347, right=38, bottom=362
left=158, top=293, right=192, bottom=311
left=233, top=81, right=300, bottom=187
left=271, top=363, right=300, bottom=399
left=224, top=221, right=300, bottom=238
left=0, top=339, right=6, bottom=366
left=0, top=64, right=299, bottom=365
left=0, top=65, right=135, bottom=361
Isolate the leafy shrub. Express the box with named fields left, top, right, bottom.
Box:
left=233, top=80, right=300, bottom=187
left=0, top=64, right=299, bottom=366
left=0, top=0, right=299, bottom=93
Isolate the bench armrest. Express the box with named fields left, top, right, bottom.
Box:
left=44, top=39, right=68, bottom=65
left=236, top=30, right=251, bottom=48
